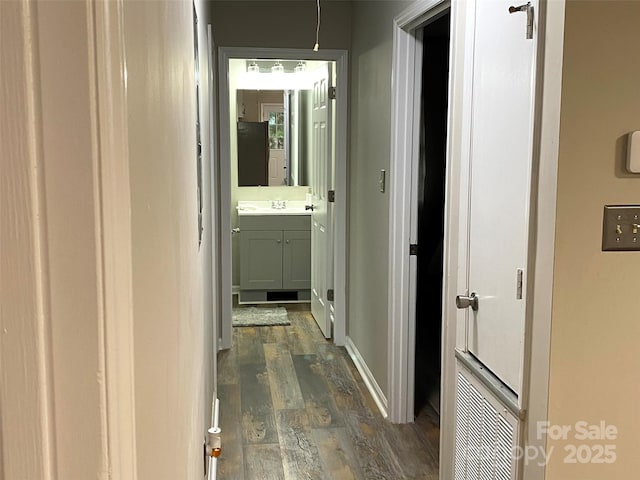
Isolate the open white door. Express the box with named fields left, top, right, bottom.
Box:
left=310, top=62, right=333, bottom=338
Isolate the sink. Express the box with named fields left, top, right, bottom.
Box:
left=236, top=200, right=310, bottom=216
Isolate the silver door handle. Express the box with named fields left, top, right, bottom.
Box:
left=456, top=293, right=479, bottom=311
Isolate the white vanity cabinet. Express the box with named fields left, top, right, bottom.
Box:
left=238, top=214, right=311, bottom=303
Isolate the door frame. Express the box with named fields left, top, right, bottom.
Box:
left=388, top=0, right=565, bottom=478
left=260, top=102, right=286, bottom=186
left=217, top=47, right=348, bottom=348
left=387, top=0, right=452, bottom=423
left=2, top=0, right=139, bottom=476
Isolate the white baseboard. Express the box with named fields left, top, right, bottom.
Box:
left=345, top=336, right=388, bottom=418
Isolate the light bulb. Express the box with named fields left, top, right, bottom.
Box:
left=271, top=61, right=284, bottom=74
left=294, top=61, right=306, bottom=73
left=247, top=61, right=259, bottom=74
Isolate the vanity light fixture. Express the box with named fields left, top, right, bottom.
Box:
left=271, top=60, right=284, bottom=74
left=247, top=61, right=259, bottom=73
left=294, top=61, right=307, bottom=73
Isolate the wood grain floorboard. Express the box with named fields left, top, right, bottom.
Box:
left=312, top=427, right=365, bottom=480
left=286, top=311, right=319, bottom=355
left=414, top=404, right=441, bottom=465
left=218, top=307, right=439, bottom=480
left=264, top=343, right=305, bottom=410
left=381, top=421, right=439, bottom=477
left=236, top=327, right=265, bottom=365
left=217, top=347, right=239, bottom=385
left=239, top=363, right=279, bottom=444
left=314, top=344, right=374, bottom=415
left=275, top=409, right=325, bottom=480
left=243, top=444, right=285, bottom=480
left=343, top=411, right=405, bottom=480
left=292, top=354, right=344, bottom=428
left=217, top=383, right=244, bottom=480
left=259, top=324, right=290, bottom=344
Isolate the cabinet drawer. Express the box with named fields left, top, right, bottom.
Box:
left=239, top=214, right=311, bottom=231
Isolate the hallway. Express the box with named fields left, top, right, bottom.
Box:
left=217, top=306, right=439, bottom=479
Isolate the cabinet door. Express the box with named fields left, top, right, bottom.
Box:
left=282, top=230, right=311, bottom=290
left=240, top=230, right=283, bottom=290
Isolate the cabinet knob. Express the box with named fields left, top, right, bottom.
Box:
left=286, top=240, right=290, bottom=244
left=276, top=239, right=281, bottom=243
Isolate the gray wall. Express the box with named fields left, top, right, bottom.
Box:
left=210, top=0, right=412, bottom=399
left=207, top=0, right=352, bottom=50
left=208, top=1, right=351, bottom=287
left=349, top=1, right=410, bottom=397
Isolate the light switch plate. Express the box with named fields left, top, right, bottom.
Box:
left=602, top=205, right=640, bottom=251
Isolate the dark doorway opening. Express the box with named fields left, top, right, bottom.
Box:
left=414, top=10, right=450, bottom=431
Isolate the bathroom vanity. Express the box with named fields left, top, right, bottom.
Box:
left=237, top=201, right=311, bottom=303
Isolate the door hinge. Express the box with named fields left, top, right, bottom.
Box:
left=328, top=190, right=335, bottom=203
left=508, top=2, right=534, bottom=40
left=516, top=268, right=524, bottom=299
left=409, top=244, right=418, bottom=256
left=329, top=86, right=336, bottom=100
left=327, top=289, right=334, bottom=302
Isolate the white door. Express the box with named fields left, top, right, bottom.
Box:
left=462, top=0, right=538, bottom=393
left=261, top=103, right=286, bottom=186
left=310, top=63, right=333, bottom=338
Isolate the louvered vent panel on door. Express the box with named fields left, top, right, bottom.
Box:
left=453, top=363, right=519, bottom=480
left=454, top=374, right=471, bottom=480
left=496, top=415, right=515, bottom=479
left=467, top=382, right=483, bottom=478
left=480, top=402, right=498, bottom=480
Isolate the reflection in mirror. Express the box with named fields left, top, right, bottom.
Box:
left=236, top=88, right=312, bottom=187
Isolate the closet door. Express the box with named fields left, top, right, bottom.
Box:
left=453, top=2, right=539, bottom=479
left=461, top=0, right=538, bottom=393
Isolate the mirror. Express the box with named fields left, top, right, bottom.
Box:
left=236, top=88, right=312, bottom=187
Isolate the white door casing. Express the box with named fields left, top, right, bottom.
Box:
left=464, top=0, right=538, bottom=393
left=261, top=103, right=287, bottom=186
left=2, top=0, right=138, bottom=477
left=217, top=47, right=348, bottom=349
left=310, top=62, right=333, bottom=338
left=388, top=0, right=452, bottom=424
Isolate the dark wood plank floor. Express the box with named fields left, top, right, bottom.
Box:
left=217, top=305, right=439, bottom=480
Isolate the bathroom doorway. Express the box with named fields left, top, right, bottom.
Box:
left=413, top=9, right=450, bottom=443
left=217, top=48, right=348, bottom=350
